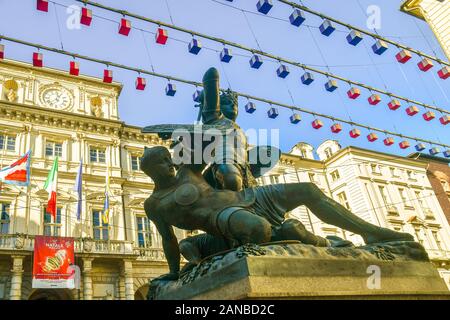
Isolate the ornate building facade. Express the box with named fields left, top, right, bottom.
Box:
left=0, top=59, right=449, bottom=299
left=400, top=0, right=450, bottom=60
left=261, top=140, right=450, bottom=289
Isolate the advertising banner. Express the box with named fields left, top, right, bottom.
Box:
left=32, top=236, right=75, bottom=289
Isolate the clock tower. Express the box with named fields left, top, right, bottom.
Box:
left=0, top=59, right=121, bottom=119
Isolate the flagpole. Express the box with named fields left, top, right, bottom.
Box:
left=80, top=163, right=83, bottom=239
left=25, top=158, right=31, bottom=235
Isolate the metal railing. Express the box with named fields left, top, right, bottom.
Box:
left=133, top=247, right=166, bottom=261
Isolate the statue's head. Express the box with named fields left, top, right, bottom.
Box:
left=220, top=89, right=238, bottom=121
left=140, top=146, right=176, bottom=181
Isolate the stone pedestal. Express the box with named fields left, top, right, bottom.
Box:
left=150, top=242, right=450, bottom=300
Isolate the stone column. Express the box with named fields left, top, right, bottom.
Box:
left=9, top=255, right=24, bottom=300
left=118, top=276, right=125, bottom=300
left=83, top=258, right=94, bottom=300
left=122, top=260, right=134, bottom=300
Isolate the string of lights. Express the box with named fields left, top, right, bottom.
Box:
left=70, top=0, right=450, bottom=115
left=277, top=0, right=449, bottom=66
left=0, top=34, right=449, bottom=153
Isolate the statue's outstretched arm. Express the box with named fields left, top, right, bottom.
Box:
left=154, top=218, right=180, bottom=278
left=201, top=67, right=223, bottom=124
left=145, top=200, right=180, bottom=279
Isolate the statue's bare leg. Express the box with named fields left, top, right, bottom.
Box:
left=179, top=238, right=203, bottom=265
left=214, top=164, right=243, bottom=191
left=272, top=219, right=329, bottom=246
left=226, top=209, right=272, bottom=245
left=179, top=234, right=233, bottom=265
left=276, top=183, right=414, bottom=244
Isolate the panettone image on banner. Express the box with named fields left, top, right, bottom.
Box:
left=32, top=236, right=75, bottom=289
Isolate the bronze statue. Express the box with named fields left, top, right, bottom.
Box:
left=193, top=68, right=258, bottom=191
left=141, top=67, right=414, bottom=281
left=141, top=145, right=413, bottom=280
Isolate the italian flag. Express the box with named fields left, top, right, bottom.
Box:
left=44, top=157, right=58, bottom=219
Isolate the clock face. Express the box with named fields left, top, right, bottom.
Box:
left=42, top=88, right=71, bottom=109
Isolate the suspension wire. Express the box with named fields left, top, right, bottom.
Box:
left=411, top=17, right=441, bottom=58
left=361, top=40, right=390, bottom=92
left=211, top=0, right=424, bottom=40
left=306, top=25, right=330, bottom=73
left=0, top=34, right=449, bottom=149
left=210, top=0, right=322, bottom=28
left=164, top=0, right=175, bottom=25
left=242, top=10, right=264, bottom=52
left=52, top=2, right=65, bottom=50
left=284, top=79, right=296, bottom=107
left=140, top=29, right=156, bottom=73
left=72, top=0, right=450, bottom=115
left=306, top=23, right=354, bottom=124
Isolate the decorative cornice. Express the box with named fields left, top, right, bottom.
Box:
left=400, top=0, right=425, bottom=20
left=0, top=100, right=124, bottom=137
left=0, top=59, right=123, bottom=94
left=325, top=146, right=428, bottom=169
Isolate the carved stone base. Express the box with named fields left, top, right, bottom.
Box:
left=149, top=241, right=450, bottom=300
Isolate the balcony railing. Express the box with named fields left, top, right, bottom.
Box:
left=73, top=238, right=135, bottom=255
left=133, top=247, right=166, bottom=261
left=0, top=234, right=135, bottom=256
left=0, top=234, right=34, bottom=251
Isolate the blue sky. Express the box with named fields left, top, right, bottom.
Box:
left=1, top=0, right=449, bottom=157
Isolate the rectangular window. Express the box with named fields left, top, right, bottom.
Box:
left=324, top=148, right=333, bottom=159
left=0, top=134, right=15, bottom=151
left=90, top=147, right=106, bottom=164
left=336, top=192, right=351, bottom=210
left=45, top=141, right=63, bottom=158
left=390, top=167, right=402, bottom=177
left=414, top=228, right=423, bottom=245
left=136, top=216, right=152, bottom=248
left=378, top=186, right=389, bottom=205
left=0, top=203, right=10, bottom=234
left=432, top=231, right=442, bottom=250
left=330, top=170, right=340, bottom=182
left=415, top=191, right=426, bottom=209
left=131, top=155, right=140, bottom=171
left=407, top=170, right=416, bottom=180
left=43, top=207, right=62, bottom=236
left=93, top=210, right=109, bottom=240
left=398, top=188, right=412, bottom=208
left=370, top=164, right=381, bottom=174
